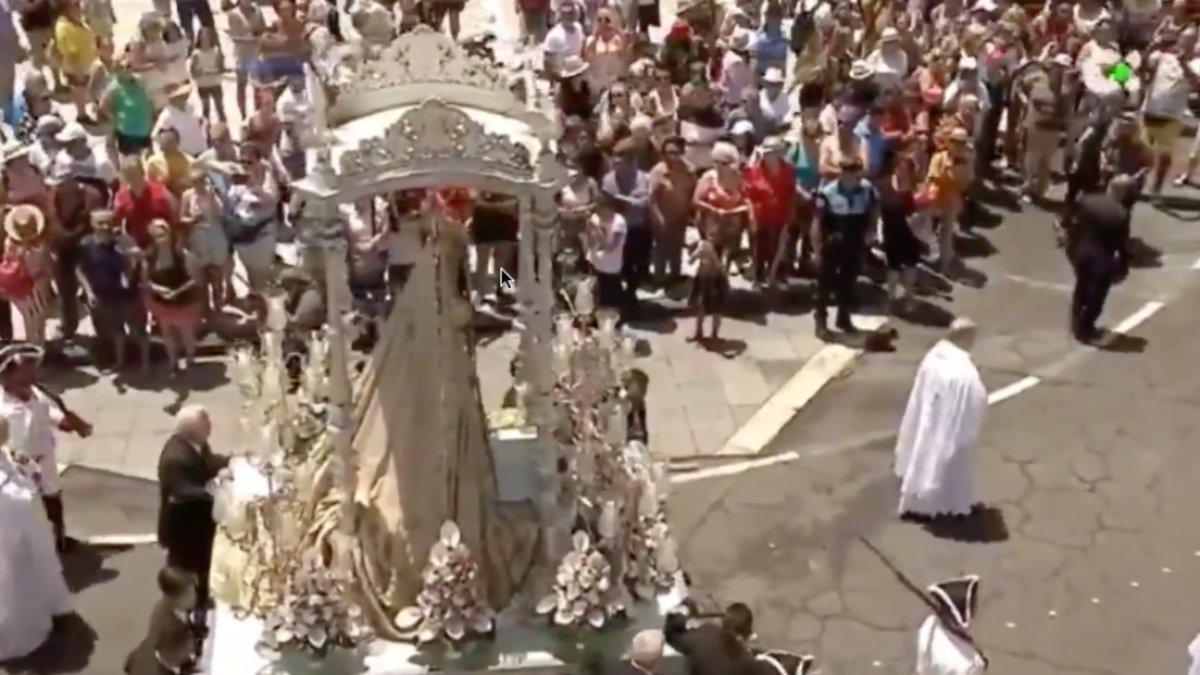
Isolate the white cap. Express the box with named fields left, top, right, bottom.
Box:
left=56, top=122, right=88, bottom=144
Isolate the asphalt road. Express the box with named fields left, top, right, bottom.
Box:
left=668, top=183, right=1200, bottom=674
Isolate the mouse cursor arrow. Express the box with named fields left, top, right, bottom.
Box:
left=499, top=268, right=516, bottom=293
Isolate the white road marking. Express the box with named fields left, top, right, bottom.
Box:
left=986, top=375, right=1042, bottom=405
left=1108, top=300, right=1165, bottom=336
left=80, top=533, right=159, bottom=546
left=672, top=297, right=1174, bottom=484
left=1191, top=257, right=1200, bottom=270
left=672, top=451, right=801, bottom=484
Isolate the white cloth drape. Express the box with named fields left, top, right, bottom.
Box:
left=0, top=455, right=71, bottom=660
left=894, top=340, right=987, bottom=517
left=915, top=615, right=986, bottom=675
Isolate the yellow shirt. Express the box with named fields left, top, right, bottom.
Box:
left=146, top=151, right=194, bottom=196
left=54, top=17, right=98, bottom=76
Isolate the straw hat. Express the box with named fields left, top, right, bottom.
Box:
left=56, top=122, right=88, bottom=144
left=762, top=67, right=786, bottom=85
left=760, top=135, right=787, bottom=153
left=35, top=114, right=64, bottom=137
left=0, top=140, right=30, bottom=164
left=138, top=10, right=165, bottom=28
left=879, top=27, right=900, bottom=43
left=729, top=29, right=753, bottom=52
left=164, top=81, right=193, bottom=100
left=4, top=204, right=46, bottom=243
left=849, top=60, right=874, bottom=80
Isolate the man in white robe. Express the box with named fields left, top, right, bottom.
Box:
left=916, top=575, right=987, bottom=674
left=1188, top=631, right=1200, bottom=675
left=894, top=318, right=987, bottom=519
left=0, top=416, right=72, bottom=660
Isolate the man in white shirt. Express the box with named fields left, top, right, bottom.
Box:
left=759, top=67, right=791, bottom=133
left=28, top=115, right=63, bottom=177
left=541, top=1, right=584, bottom=78
left=0, top=343, right=92, bottom=552
left=720, top=29, right=754, bottom=108
left=586, top=196, right=627, bottom=311
left=1141, top=29, right=1200, bottom=194
left=153, top=82, right=208, bottom=157
left=865, top=27, right=909, bottom=92
left=52, top=122, right=118, bottom=184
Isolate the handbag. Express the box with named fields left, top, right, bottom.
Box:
left=0, top=256, right=35, bottom=302
left=913, top=182, right=940, bottom=210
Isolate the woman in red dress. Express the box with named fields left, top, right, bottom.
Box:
left=693, top=141, right=752, bottom=274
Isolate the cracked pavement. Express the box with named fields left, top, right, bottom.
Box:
left=668, top=188, right=1200, bottom=674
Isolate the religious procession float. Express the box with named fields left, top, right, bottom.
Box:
left=205, top=26, right=686, bottom=674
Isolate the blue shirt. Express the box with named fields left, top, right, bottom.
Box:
left=602, top=167, right=651, bottom=230
left=854, top=118, right=887, bottom=178
left=755, top=23, right=789, bottom=72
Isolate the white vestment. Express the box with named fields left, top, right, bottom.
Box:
left=0, top=452, right=72, bottom=660
left=894, top=339, right=987, bottom=517
left=916, top=615, right=986, bottom=675
left=1188, top=631, right=1200, bottom=675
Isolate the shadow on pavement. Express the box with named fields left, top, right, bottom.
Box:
left=1093, top=331, right=1148, bottom=354
left=1153, top=194, right=1200, bottom=220
left=921, top=504, right=1009, bottom=543
left=0, top=613, right=97, bottom=675
left=39, top=364, right=100, bottom=395
left=700, top=336, right=748, bottom=359
left=61, top=544, right=130, bottom=594
left=1126, top=237, right=1162, bottom=269
left=894, top=299, right=956, bottom=329
left=956, top=231, right=999, bottom=260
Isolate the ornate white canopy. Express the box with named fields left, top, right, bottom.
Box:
left=292, top=98, right=567, bottom=204
left=323, top=25, right=556, bottom=139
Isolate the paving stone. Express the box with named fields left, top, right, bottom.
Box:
left=648, top=408, right=698, bottom=459
left=682, top=404, right=737, bottom=454
left=806, top=590, right=844, bottom=618
left=1020, top=488, right=1103, bottom=548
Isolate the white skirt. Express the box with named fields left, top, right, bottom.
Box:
left=0, top=484, right=71, bottom=660
left=188, top=221, right=232, bottom=270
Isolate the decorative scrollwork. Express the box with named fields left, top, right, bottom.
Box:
left=338, top=99, right=534, bottom=178
left=329, top=26, right=508, bottom=100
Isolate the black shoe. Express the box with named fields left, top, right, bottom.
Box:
left=836, top=315, right=858, bottom=333
left=815, top=323, right=832, bottom=341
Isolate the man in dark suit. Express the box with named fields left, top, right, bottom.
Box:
left=1067, top=175, right=1133, bottom=343
left=157, top=405, right=228, bottom=606
left=664, top=601, right=759, bottom=675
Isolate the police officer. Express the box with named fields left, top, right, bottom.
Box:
left=811, top=155, right=878, bottom=340
left=1068, top=175, right=1133, bottom=343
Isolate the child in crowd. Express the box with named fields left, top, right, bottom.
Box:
left=124, top=566, right=202, bottom=675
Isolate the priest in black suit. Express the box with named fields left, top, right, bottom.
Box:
left=157, top=405, right=228, bottom=605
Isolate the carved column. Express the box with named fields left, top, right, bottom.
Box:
left=298, top=197, right=358, bottom=575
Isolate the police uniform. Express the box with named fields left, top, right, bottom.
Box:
left=813, top=178, right=876, bottom=331
left=1069, top=193, right=1130, bottom=341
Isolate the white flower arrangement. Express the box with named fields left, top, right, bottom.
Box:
left=536, top=531, right=627, bottom=629
left=394, top=521, right=496, bottom=645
